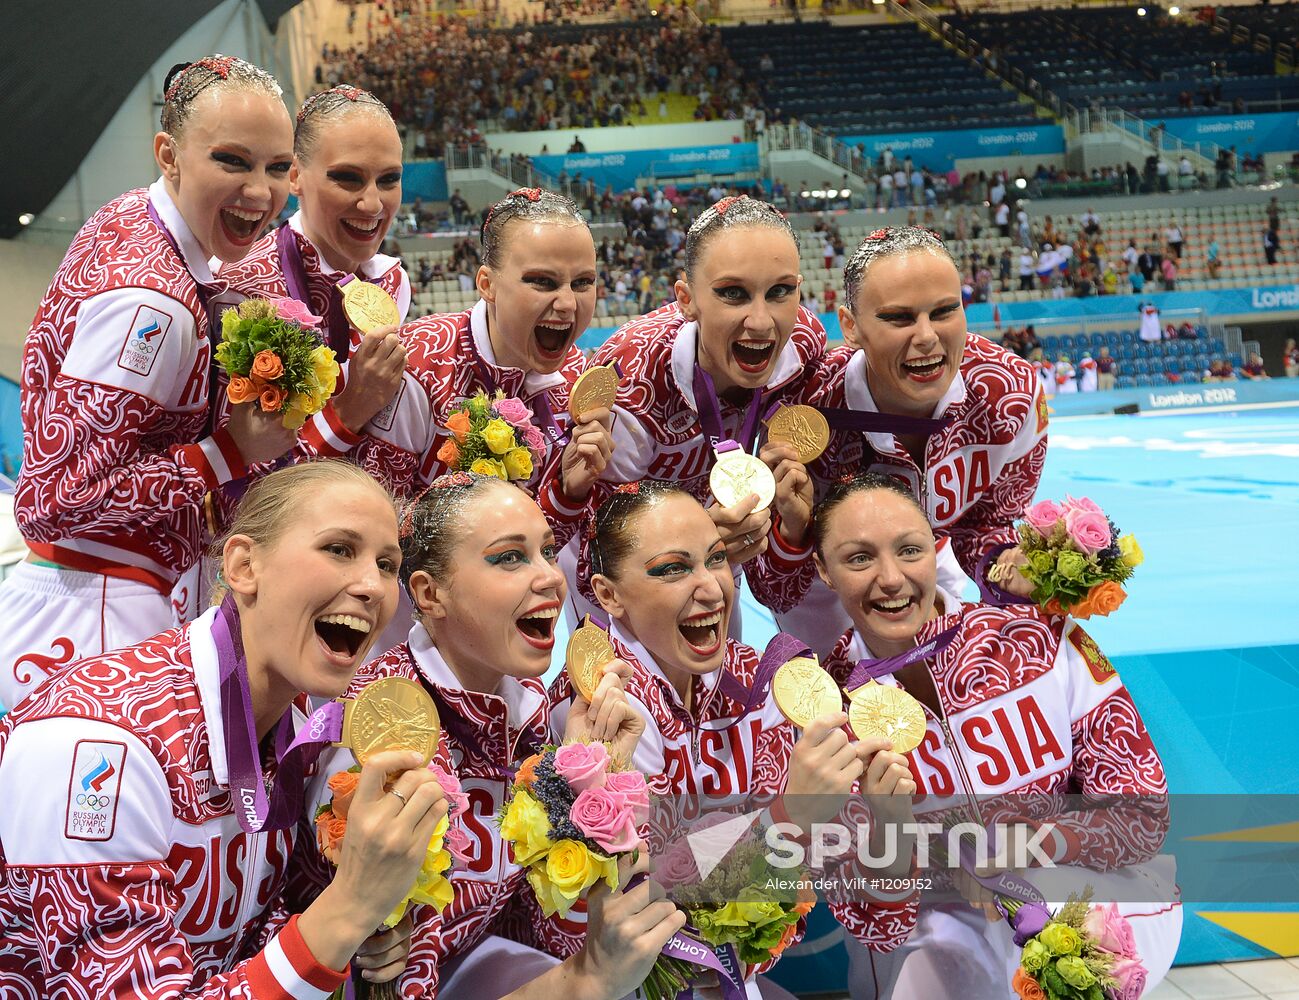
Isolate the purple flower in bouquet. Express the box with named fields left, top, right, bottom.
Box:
left=1009, top=901, right=1051, bottom=946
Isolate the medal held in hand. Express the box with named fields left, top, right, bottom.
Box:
left=569, top=363, right=620, bottom=420
left=339, top=277, right=400, bottom=333
left=709, top=441, right=776, bottom=512
left=765, top=404, right=831, bottom=464
left=337, top=676, right=441, bottom=766
left=565, top=615, right=615, bottom=701
left=848, top=682, right=926, bottom=754
left=772, top=655, right=843, bottom=729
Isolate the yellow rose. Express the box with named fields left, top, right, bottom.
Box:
left=541, top=839, right=603, bottom=915
left=310, top=344, right=340, bottom=393
left=470, top=458, right=508, bottom=480
left=527, top=864, right=567, bottom=917
left=1118, top=534, right=1144, bottom=568
left=1039, top=921, right=1082, bottom=957
left=500, top=790, right=553, bottom=866
left=282, top=405, right=309, bottom=431
left=482, top=417, right=517, bottom=455
left=503, top=446, right=534, bottom=480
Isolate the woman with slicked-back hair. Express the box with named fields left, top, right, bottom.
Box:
left=0, top=56, right=299, bottom=715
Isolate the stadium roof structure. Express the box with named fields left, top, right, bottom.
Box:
left=0, top=0, right=298, bottom=240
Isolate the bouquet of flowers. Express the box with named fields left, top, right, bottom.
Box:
left=498, top=739, right=648, bottom=917
left=215, top=297, right=340, bottom=430
left=1012, top=496, right=1144, bottom=619
left=436, top=391, right=546, bottom=483
left=1006, top=895, right=1148, bottom=1000
left=316, top=762, right=471, bottom=999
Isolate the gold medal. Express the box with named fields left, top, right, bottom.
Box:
left=848, top=682, right=926, bottom=754
left=338, top=676, right=441, bottom=766
left=340, top=279, right=400, bottom=333
left=709, top=449, right=776, bottom=511
left=772, top=656, right=843, bottom=729
left=765, top=404, right=831, bottom=464
left=565, top=615, right=615, bottom=701
left=569, top=364, right=620, bottom=420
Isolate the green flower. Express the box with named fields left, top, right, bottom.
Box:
left=1028, top=551, right=1056, bottom=577
left=1055, top=550, right=1088, bottom=581
left=1056, top=955, right=1097, bottom=990
left=1039, top=921, right=1082, bottom=957
left=1021, top=938, right=1051, bottom=973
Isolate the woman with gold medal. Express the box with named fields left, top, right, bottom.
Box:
left=0, top=460, right=449, bottom=996
left=810, top=472, right=1180, bottom=1000
left=296, top=471, right=679, bottom=997
left=549, top=481, right=913, bottom=998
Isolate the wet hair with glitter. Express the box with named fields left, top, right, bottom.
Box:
left=294, top=84, right=396, bottom=161
left=398, top=471, right=515, bottom=593
left=842, top=226, right=955, bottom=312
left=160, top=55, right=283, bottom=139
left=589, top=480, right=691, bottom=580
left=811, top=472, right=928, bottom=556
left=683, top=196, right=800, bottom=282
left=480, top=188, right=587, bottom=270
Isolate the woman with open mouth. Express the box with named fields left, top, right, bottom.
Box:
left=347, top=188, right=614, bottom=557
left=550, top=481, right=905, bottom=998
left=212, top=85, right=409, bottom=524
left=812, top=473, right=1179, bottom=1000
left=299, top=470, right=671, bottom=997
left=567, top=195, right=826, bottom=626
left=747, top=226, right=1050, bottom=657
left=0, top=461, right=456, bottom=997
left=0, top=56, right=300, bottom=715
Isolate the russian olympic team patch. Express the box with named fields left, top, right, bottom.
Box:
left=116, top=304, right=173, bottom=377
left=1069, top=626, right=1117, bottom=685
left=1036, top=387, right=1050, bottom=434
left=65, top=740, right=127, bottom=841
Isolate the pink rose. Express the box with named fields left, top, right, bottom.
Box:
left=444, top=823, right=472, bottom=863
left=1109, top=958, right=1148, bottom=1000
left=430, top=763, right=470, bottom=817
left=523, top=424, right=546, bottom=454
left=605, top=769, right=650, bottom=824
left=553, top=742, right=610, bottom=791
left=656, top=845, right=701, bottom=886
left=1065, top=508, right=1112, bottom=555
left=269, top=296, right=323, bottom=328
left=1082, top=902, right=1138, bottom=959
left=494, top=397, right=533, bottom=427
left=571, top=785, right=639, bottom=854
left=1063, top=494, right=1104, bottom=515
left=1024, top=499, right=1064, bottom=537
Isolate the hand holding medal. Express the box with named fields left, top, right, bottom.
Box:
left=562, top=364, right=620, bottom=502
left=707, top=438, right=775, bottom=565
left=771, top=655, right=843, bottom=730
left=564, top=616, right=643, bottom=759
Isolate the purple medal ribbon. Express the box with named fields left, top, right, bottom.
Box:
left=956, top=839, right=1046, bottom=906
left=277, top=224, right=351, bottom=363
left=693, top=363, right=765, bottom=453
left=814, top=403, right=953, bottom=438
left=715, top=631, right=814, bottom=717
left=843, top=623, right=961, bottom=692
left=974, top=541, right=1036, bottom=608
left=472, top=354, right=568, bottom=448
left=213, top=595, right=346, bottom=834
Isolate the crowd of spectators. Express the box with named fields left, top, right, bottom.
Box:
left=315, top=8, right=752, bottom=153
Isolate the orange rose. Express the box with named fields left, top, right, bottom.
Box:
left=1085, top=580, right=1127, bottom=618
left=227, top=375, right=259, bottom=405
left=315, top=810, right=347, bottom=864
left=770, top=921, right=799, bottom=959
left=1070, top=595, right=1097, bottom=620
left=328, top=769, right=361, bottom=818
left=1043, top=597, right=1067, bottom=616
left=259, top=384, right=287, bottom=413
left=250, top=349, right=284, bottom=380
left=446, top=410, right=472, bottom=443
left=515, top=753, right=543, bottom=790
left=1012, top=968, right=1047, bottom=1000
left=436, top=438, right=461, bottom=467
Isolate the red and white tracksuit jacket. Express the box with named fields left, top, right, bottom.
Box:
left=343, top=301, right=587, bottom=545
left=15, top=179, right=247, bottom=594
left=750, top=335, right=1048, bottom=655
left=567, top=303, right=826, bottom=613
left=291, top=625, right=574, bottom=997
left=821, top=599, right=1169, bottom=950
left=208, top=212, right=411, bottom=527
left=549, top=623, right=915, bottom=967
left=0, top=608, right=345, bottom=999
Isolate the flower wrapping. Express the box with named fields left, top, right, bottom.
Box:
left=215, top=296, right=339, bottom=430
left=1015, top=496, right=1142, bottom=619
left=437, top=391, right=545, bottom=482
left=1006, top=892, right=1146, bottom=1000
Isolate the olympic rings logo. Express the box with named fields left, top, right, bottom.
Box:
left=75, top=793, right=111, bottom=811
